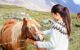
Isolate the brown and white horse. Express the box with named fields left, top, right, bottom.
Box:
left=0, top=18, right=44, bottom=50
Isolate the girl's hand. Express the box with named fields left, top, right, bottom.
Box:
left=27, top=38, right=37, bottom=45
left=36, top=31, right=44, bottom=35
left=33, top=41, right=37, bottom=45
left=27, top=38, right=34, bottom=44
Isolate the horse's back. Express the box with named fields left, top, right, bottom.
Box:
left=1, top=19, right=17, bottom=43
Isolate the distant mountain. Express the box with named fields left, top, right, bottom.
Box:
left=0, top=0, right=80, bottom=13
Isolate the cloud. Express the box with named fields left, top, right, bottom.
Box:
left=73, top=0, right=80, bottom=4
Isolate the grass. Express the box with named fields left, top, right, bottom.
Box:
left=0, top=5, right=80, bottom=50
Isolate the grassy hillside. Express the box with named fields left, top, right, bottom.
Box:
left=0, top=5, right=80, bottom=50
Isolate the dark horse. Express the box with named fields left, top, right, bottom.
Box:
left=77, top=13, right=80, bottom=22
left=0, top=18, right=44, bottom=50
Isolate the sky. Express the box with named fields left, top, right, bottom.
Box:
left=73, top=0, right=80, bottom=4
left=0, top=0, right=80, bottom=13
left=3, top=0, right=80, bottom=5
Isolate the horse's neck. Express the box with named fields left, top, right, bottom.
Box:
left=11, top=22, right=23, bottom=42
left=2, top=21, right=16, bottom=32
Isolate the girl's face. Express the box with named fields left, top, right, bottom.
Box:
left=51, top=13, right=63, bottom=21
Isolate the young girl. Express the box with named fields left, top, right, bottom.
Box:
left=29, top=4, right=71, bottom=50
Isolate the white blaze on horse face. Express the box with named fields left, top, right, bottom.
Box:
left=11, top=22, right=23, bottom=43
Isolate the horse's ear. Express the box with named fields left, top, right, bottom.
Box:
left=23, top=18, right=27, bottom=25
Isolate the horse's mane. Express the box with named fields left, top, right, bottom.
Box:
left=11, top=21, right=23, bottom=42
left=3, top=19, right=17, bottom=31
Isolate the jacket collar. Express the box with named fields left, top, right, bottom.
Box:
left=50, top=19, right=67, bottom=34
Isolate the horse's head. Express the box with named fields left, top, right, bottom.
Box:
left=21, top=18, right=42, bottom=41
left=77, top=13, right=80, bottom=18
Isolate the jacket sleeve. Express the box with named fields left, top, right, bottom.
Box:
left=36, top=29, right=56, bottom=49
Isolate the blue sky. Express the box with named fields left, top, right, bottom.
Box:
left=0, top=0, right=80, bottom=13
left=5, top=0, right=80, bottom=5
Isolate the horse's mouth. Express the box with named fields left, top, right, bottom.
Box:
left=32, top=33, right=44, bottom=41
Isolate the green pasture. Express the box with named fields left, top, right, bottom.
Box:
left=0, top=5, right=80, bottom=50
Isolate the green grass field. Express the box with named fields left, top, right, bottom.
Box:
left=0, top=5, right=80, bottom=50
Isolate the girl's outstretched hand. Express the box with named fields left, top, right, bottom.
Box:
left=27, top=38, right=37, bottom=45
